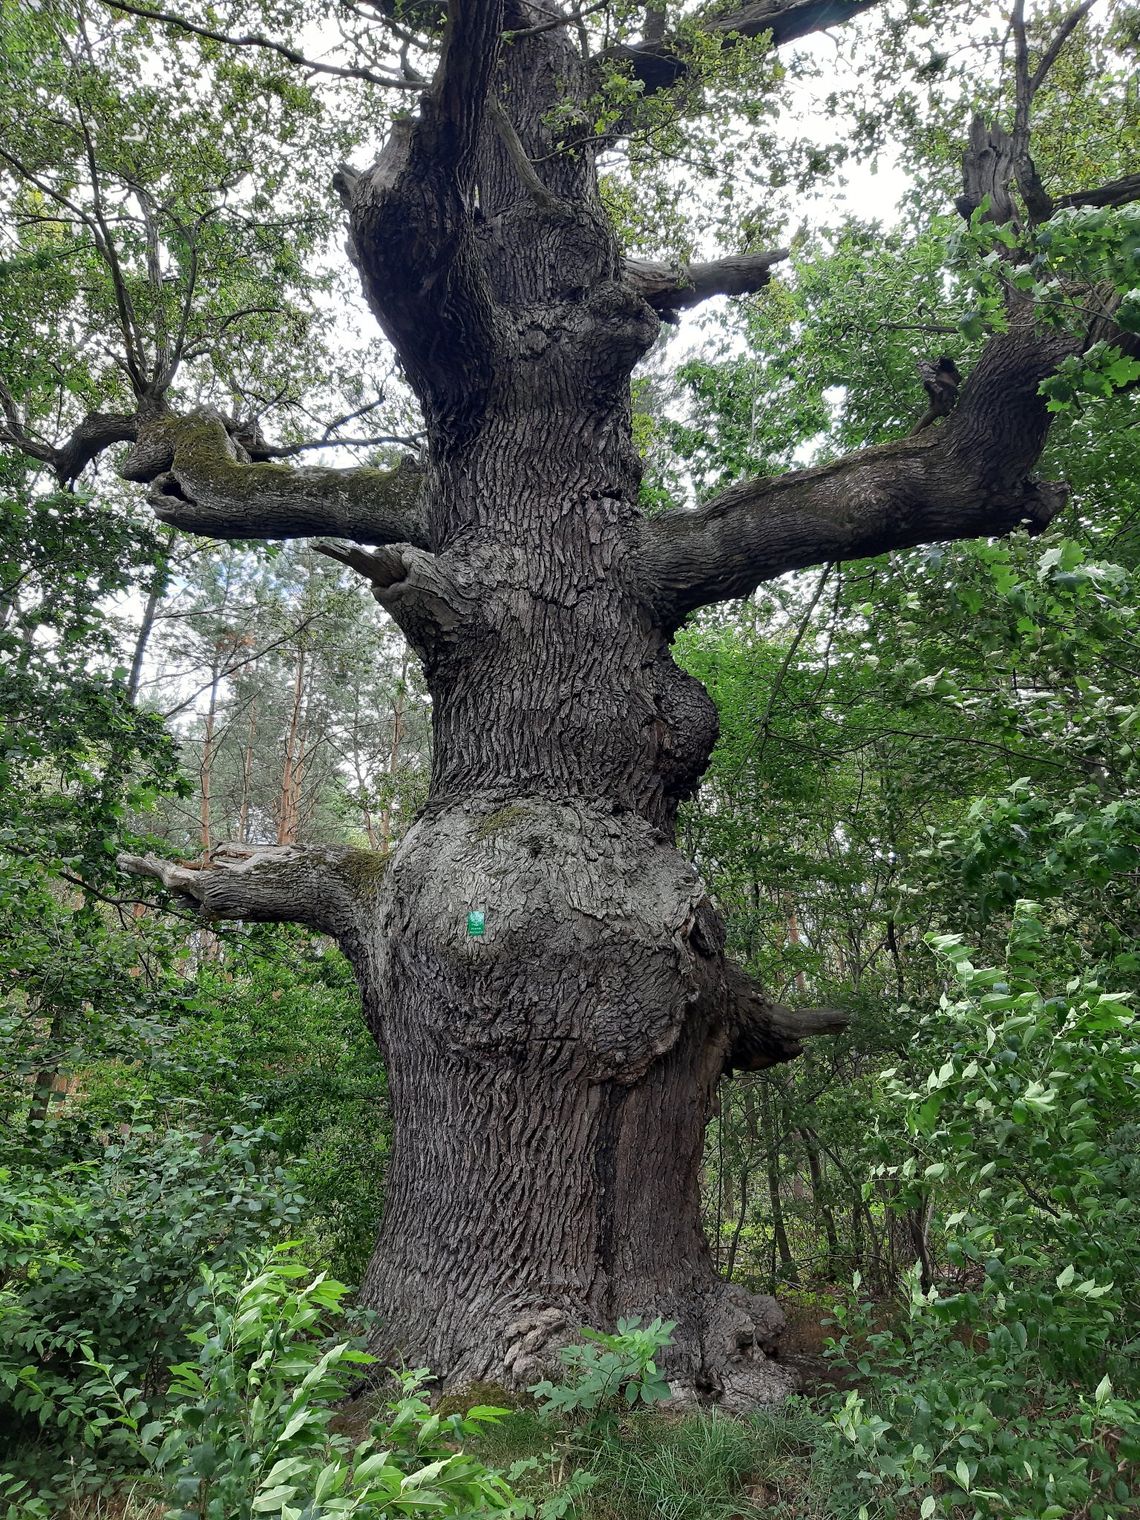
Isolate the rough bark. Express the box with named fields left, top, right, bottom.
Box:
left=626, top=251, right=788, bottom=319
left=119, top=843, right=384, bottom=951
left=111, top=0, right=1116, bottom=1405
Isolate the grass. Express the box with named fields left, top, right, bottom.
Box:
left=62, top=1494, right=163, bottom=1520
left=469, top=1399, right=859, bottom=1520
left=34, top=1389, right=858, bottom=1520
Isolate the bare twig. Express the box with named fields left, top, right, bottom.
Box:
left=1009, top=0, right=1054, bottom=222
left=503, top=0, right=608, bottom=41
left=730, top=564, right=833, bottom=780
left=1031, top=0, right=1098, bottom=96
left=98, top=0, right=422, bottom=89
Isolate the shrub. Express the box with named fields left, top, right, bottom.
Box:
left=529, top=1319, right=674, bottom=1425
left=88, top=1245, right=523, bottom=1518
left=0, top=1125, right=306, bottom=1470
left=826, top=904, right=1140, bottom=1518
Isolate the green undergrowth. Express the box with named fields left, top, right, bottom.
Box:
left=466, top=1401, right=853, bottom=1520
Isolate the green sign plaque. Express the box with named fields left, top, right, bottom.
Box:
left=466, top=910, right=485, bottom=937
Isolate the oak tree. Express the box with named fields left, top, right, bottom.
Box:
left=3, top=0, right=1138, bottom=1403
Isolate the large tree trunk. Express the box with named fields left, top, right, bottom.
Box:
left=314, top=3, right=800, bottom=1402
left=360, top=803, right=788, bottom=1402
left=340, top=337, right=792, bottom=1401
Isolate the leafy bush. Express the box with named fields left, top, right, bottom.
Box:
left=0, top=1125, right=306, bottom=1471
left=163, top=929, right=391, bottom=1283
left=88, top=1245, right=522, bottom=1518
left=826, top=904, right=1140, bottom=1518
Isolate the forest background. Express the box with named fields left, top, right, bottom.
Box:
left=1, top=0, right=1139, bottom=1516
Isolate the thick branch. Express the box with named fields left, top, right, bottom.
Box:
left=1030, top=0, right=1098, bottom=97
left=723, top=962, right=847, bottom=1073
left=118, top=842, right=384, bottom=941
left=1054, top=174, right=1140, bottom=211
left=337, top=3, right=504, bottom=423
left=120, top=412, right=429, bottom=548
left=0, top=378, right=140, bottom=485
left=626, top=250, right=788, bottom=318
left=314, top=538, right=483, bottom=661
left=598, top=0, right=884, bottom=97
left=639, top=326, right=1076, bottom=622
left=56, top=411, right=143, bottom=483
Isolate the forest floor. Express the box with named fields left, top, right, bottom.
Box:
left=56, top=1302, right=856, bottom=1520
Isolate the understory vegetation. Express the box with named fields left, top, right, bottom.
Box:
left=4, top=0, right=1140, bottom=1515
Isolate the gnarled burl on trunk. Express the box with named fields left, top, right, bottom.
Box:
left=117, top=0, right=1126, bottom=1404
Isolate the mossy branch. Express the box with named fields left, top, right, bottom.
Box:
left=119, top=842, right=386, bottom=940
left=120, top=412, right=429, bottom=548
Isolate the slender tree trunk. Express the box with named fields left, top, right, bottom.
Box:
left=851, top=1193, right=865, bottom=1271
left=800, top=1128, right=840, bottom=1271
left=786, top=907, right=807, bottom=993
left=277, top=646, right=307, bottom=845
left=199, top=660, right=221, bottom=859
left=723, top=1162, right=752, bottom=1283
left=908, top=1196, right=935, bottom=1294
left=237, top=697, right=258, bottom=845
left=759, top=1079, right=798, bottom=1283
left=723, top=1092, right=755, bottom=1286
left=126, top=528, right=174, bottom=706
left=886, top=916, right=906, bottom=1000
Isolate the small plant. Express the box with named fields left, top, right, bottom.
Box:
left=529, top=1317, right=674, bottom=1425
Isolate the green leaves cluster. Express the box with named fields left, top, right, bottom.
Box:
left=828, top=906, right=1140, bottom=1518
left=84, top=1246, right=523, bottom=1519
left=1, top=0, right=393, bottom=451
left=0, top=1125, right=306, bottom=1493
